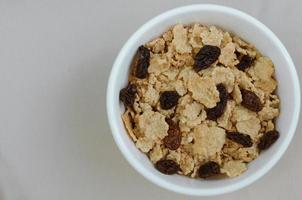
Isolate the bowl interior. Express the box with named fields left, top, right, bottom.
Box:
left=108, top=5, right=300, bottom=195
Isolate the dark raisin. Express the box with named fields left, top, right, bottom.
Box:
left=241, top=89, right=263, bottom=112
left=151, top=106, right=157, bottom=112
left=163, top=119, right=181, bottom=150
left=206, top=84, right=228, bottom=120
left=198, top=161, right=220, bottom=178
left=132, top=45, right=150, bottom=79
left=227, top=132, right=253, bottom=147
left=206, top=102, right=226, bottom=120
left=119, top=84, right=137, bottom=108
left=194, top=45, right=221, bottom=72
left=217, top=83, right=228, bottom=101
left=235, top=51, right=241, bottom=58
left=236, top=54, right=254, bottom=71
left=228, top=92, right=233, bottom=100
left=159, top=91, right=180, bottom=110
left=258, top=130, right=279, bottom=150
left=155, top=159, right=179, bottom=175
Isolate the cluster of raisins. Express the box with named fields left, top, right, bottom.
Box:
left=155, top=159, right=222, bottom=179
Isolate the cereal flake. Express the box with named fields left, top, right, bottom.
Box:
left=218, top=42, right=238, bottom=67
left=148, top=54, right=170, bottom=75
left=188, top=74, right=219, bottom=108
left=200, top=26, right=223, bottom=46
left=212, top=67, right=235, bottom=92
left=193, top=123, right=226, bottom=158
left=221, top=160, right=247, bottom=177
left=172, top=24, right=192, bottom=54
left=137, top=110, right=168, bottom=140
left=147, top=38, right=165, bottom=53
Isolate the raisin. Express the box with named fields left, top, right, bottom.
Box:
left=241, top=89, right=263, bottom=112
left=206, top=102, right=226, bottom=120
left=206, top=84, right=228, bottom=120
left=155, top=159, right=179, bottom=175
left=217, top=83, right=228, bottom=101
left=258, top=130, right=279, bottom=150
left=236, top=54, right=254, bottom=71
left=198, top=161, right=220, bottom=178
left=194, top=45, right=221, bottom=72
left=119, top=84, right=137, bottom=108
left=227, top=132, right=253, bottom=147
left=132, top=45, right=150, bottom=79
left=159, top=91, right=180, bottom=110
left=235, top=51, right=241, bottom=58
left=163, top=119, right=181, bottom=150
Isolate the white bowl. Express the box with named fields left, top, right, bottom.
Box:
left=106, top=4, right=300, bottom=196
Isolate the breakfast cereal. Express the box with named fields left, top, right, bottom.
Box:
left=119, top=23, right=280, bottom=179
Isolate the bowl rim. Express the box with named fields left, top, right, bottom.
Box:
left=106, top=4, right=301, bottom=196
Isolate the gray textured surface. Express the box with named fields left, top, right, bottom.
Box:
left=0, top=0, right=301, bottom=199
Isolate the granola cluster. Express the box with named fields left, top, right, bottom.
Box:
left=120, top=24, right=280, bottom=179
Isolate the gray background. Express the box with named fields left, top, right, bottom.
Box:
left=0, top=0, right=301, bottom=199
